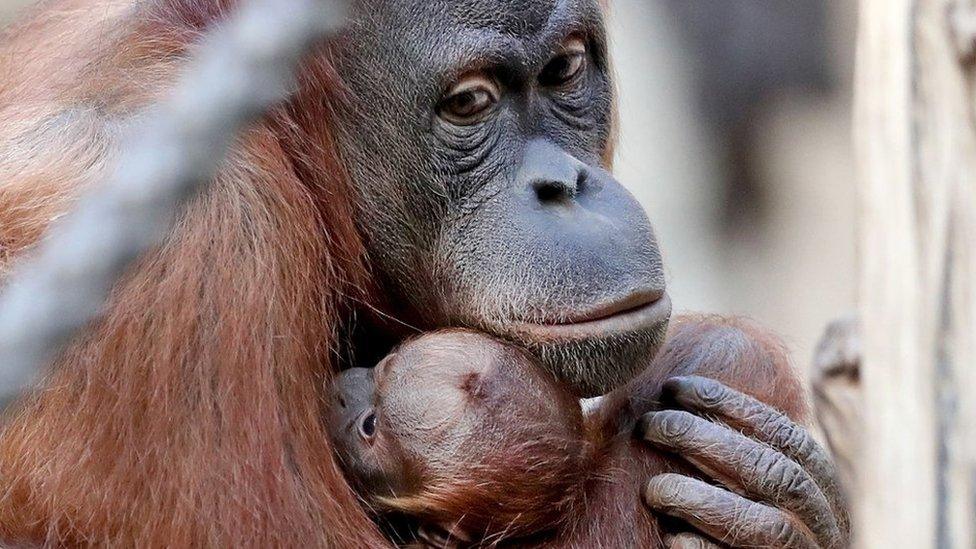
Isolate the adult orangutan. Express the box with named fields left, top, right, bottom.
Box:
left=0, top=0, right=849, bottom=547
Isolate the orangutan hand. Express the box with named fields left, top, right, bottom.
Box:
left=639, top=376, right=851, bottom=549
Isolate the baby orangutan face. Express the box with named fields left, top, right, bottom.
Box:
left=327, top=330, right=587, bottom=542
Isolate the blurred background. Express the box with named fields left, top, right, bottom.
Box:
left=607, top=0, right=857, bottom=379
left=0, top=0, right=858, bottom=383
left=0, top=1, right=27, bottom=21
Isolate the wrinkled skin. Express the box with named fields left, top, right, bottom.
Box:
left=333, top=0, right=669, bottom=396
left=642, top=377, right=851, bottom=548
left=327, top=0, right=850, bottom=546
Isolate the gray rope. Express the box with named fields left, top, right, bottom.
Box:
left=0, top=0, right=347, bottom=409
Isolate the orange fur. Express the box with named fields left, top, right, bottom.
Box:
left=0, top=0, right=386, bottom=545
left=658, top=315, right=809, bottom=423
left=585, top=315, right=810, bottom=463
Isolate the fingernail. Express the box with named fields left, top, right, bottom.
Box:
left=645, top=474, right=683, bottom=503
left=660, top=378, right=682, bottom=402
left=642, top=411, right=692, bottom=442
left=695, top=378, right=724, bottom=404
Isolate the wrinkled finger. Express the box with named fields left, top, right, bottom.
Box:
left=639, top=410, right=840, bottom=548
left=664, top=375, right=850, bottom=539
left=663, top=532, right=725, bottom=549
left=645, top=474, right=818, bottom=549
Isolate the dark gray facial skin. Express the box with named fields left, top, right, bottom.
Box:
left=327, top=365, right=414, bottom=499
left=330, top=0, right=670, bottom=396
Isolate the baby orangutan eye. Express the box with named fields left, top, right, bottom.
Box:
left=359, top=410, right=378, bottom=440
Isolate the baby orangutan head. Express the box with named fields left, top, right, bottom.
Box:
left=327, top=330, right=588, bottom=543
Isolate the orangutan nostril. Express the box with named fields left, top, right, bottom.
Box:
left=533, top=179, right=574, bottom=203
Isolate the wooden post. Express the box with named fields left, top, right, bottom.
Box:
left=855, top=0, right=976, bottom=546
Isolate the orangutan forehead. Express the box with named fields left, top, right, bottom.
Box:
left=442, top=0, right=558, bottom=35
left=381, top=0, right=599, bottom=38
left=356, top=0, right=605, bottom=86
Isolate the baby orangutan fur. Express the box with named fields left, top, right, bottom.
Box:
left=328, top=317, right=809, bottom=548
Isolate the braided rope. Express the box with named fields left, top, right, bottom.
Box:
left=0, top=0, right=347, bottom=408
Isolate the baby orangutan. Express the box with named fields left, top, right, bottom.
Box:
left=328, top=319, right=817, bottom=548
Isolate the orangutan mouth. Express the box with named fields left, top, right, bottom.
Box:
left=508, top=290, right=672, bottom=343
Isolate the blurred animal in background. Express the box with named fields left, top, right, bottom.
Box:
left=661, top=0, right=834, bottom=234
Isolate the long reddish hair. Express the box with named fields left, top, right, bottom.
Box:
left=0, top=0, right=387, bottom=545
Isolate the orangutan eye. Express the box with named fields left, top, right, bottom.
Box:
left=438, top=74, right=500, bottom=125
left=540, top=36, right=587, bottom=87
left=359, top=411, right=377, bottom=439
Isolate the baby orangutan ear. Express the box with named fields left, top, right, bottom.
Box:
left=416, top=522, right=474, bottom=548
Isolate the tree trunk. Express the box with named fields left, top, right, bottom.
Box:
left=855, top=0, right=976, bottom=546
